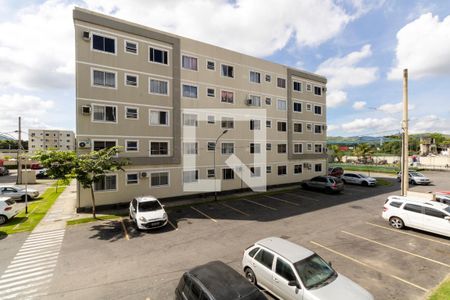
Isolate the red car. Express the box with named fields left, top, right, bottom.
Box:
left=328, top=166, right=344, bottom=177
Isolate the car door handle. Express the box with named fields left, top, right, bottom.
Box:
left=273, top=277, right=279, bottom=283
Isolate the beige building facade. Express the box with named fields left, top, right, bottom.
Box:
left=28, top=129, right=76, bottom=154
left=73, top=8, right=328, bottom=209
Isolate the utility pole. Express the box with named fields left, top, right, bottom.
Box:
left=16, top=116, right=22, bottom=185
left=401, top=69, right=409, bottom=196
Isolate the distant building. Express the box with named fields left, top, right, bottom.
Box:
left=28, top=129, right=76, bottom=153
left=420, top=137, right=437, bottom=156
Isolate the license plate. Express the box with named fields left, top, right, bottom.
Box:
left=151, top=222, right=159, bottom=226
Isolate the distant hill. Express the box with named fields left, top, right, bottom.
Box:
left=328, top=133, right=450, bottom=145
left=0, top=134, right=14, bottom=141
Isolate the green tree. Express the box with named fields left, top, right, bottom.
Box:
left=73, top=146, right=128, bottom=218
left=329, top=145, right=344, bottom=162
left=33, top=150, right=77, bottom=192
left=353, top=143, right=374, bottom=163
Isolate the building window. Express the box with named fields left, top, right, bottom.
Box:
left=125, top=74, right=138, bottom=87
left=151, top=172, right=169, bottom=187
left=207, top=60, right=215, bottom=70
left=150, top=142, right=169, bottom=156
left=314, top=86, right=322, bottom=96
left=314, top=125, right=322, bottom=134
left=278, top=165, right=287, bottom=176
left=314, top=105, right=322, bottom=115
left=315, top=144, right=323, bottom=153
left=149, top=47, right=168, bottom=64
left=266, top=143, right=272, bottom=151
left=277, top=144, right=287, bottom=153
left=247, top=95, right=261, bottom=106
left=306, top=103, right=312, bottom=111
left=293, top=102, right=302, bottom=112
left=183, top=142, right=198, bottom=155
left=182, top=55, right=198, bottom=70
left=93, top=70, right=116, bottom=88
left=250, top=143, right=261, bottom=154
left=126, top=140, right=139, bottom=152
left=294, top=123, right=302, bottom=133
left=265, top=97, right=272, bottom=105
left=221, top=64, right=234, bottom=78
left=126, top=173, right=139, bottom=184
left=183, top=113, right=198, bottom=127
left=207, top=115, right=215, bottom=124
left=207, top=169, right=215, bottom=178
left=92, top=34, right=115, bottom=54
left=294, top=164, right=303, bottom=174
left=315, top=163, right=322, bottom=172
left=221, top=143, right=234, bottom=154
left=277, top=78, right=286, bottom=88
left=221, top=90, right=234, bottom=103
left=306, top=84, right=312, bottom=91
left=250, top=167, right=261, bottom=177
left=294, top=143, right=303, bottom=154
left=277, top=122, right=287, bottom=132
left=266, top=165, right=272, bottom=173
left=125, top=107, right=138, bottom=119
left=306, top=123, right=312, bottom=131
left=250, top=120, right=261, bottom=130
left=183, top=170, right=199, bottom=183
left=150, top=110, right=169, bottom=126
left=149, top=79, right=168, bottom=95
left=266, top=120, right=272, bottom=128
left=93, top=105, right=116, bottom=122
left=265, top=74, right=271, bottom=82
left=250, top=71, right=261, bottom=83
left=221, top=117, right=234, bottom=129
left=207, top=88, right=215, bottom=97
left=277, top=99, right=287, bottom=111
left=207, top=142, right=216, bottom=151
left=222, top=168, right=234, bottom=180
left=182, top=84, right=198, bottom=98
left=124, top=41, right=137, bottom=54
left=293, top=81, right=302, bottom=92
left=93, top=140, right=116, bottom=151
left=94, top=174, right=117, bottom=191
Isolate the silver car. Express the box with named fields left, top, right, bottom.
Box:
left=341, top=173, right=377, bottom=186
left=397, top=171, right=431, bottom=185
left=242, top=237, right=373, bottom=300
left=0, top=186, right=39, bottom=200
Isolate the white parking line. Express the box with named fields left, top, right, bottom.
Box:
left=265, top=195, right=300, bottom=206
left=341, top=231, right=450, bottom=268
left=191, top=206, right=218, bottom=223
left=285, top=192, right=318, bottom=202
left=243, top=199, right=277, bottom=211
left=221, top=203, right=250, bottom=216
left=310, top=241, right=428, bottom=292
left=167, top=220, right=178, bottom=231
left=366, top=222, right=450, bottom=247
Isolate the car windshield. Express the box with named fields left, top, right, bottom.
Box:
left=294, top=254, right=337, bottom=290
left=444, top=206, right=450, bottom=214
left=358, top=174, right=368, bottom=178
left=410, top=172, right=424, bottom=177
left=138, top=201, right=161, bottom=212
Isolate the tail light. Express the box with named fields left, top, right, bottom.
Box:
left=331, top=182, right=337, bottom=188
left=383, top=207, right=388, bottom=212
left=4, top=206, right=12, bottom=211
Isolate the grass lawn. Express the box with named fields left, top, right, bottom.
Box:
left=66, top=214, right=124, bottom=226
left=0, top=184, right=67, bottom=236
left=429, top=276, right=450, bottom=300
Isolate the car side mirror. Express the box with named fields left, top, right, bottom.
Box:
left=288, top=280, right=301, bottom=289
left=328, top=261, right=332, bottom=267
left=445, top=216, right=450, bottom=221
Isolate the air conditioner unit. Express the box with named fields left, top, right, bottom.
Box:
left=78, top=140, right=91, bottom=148
left=303, top=163, right=312, bottom=170
left=82, top=105, right=91, bottom=114
left=322, top=87, right=327, bottom=92
left=140, top=171, right=148, bottom=178
left=322, top=125, right=327, bottom=131
left=82, top=31, right=90, bottom=40
left=246, top=99, right=253, bottom=106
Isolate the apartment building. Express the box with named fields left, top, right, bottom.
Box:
left=73, top=8, right=328, bottom=209
left=28, top=129, right=76, bottom=153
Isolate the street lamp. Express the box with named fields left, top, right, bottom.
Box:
left=214, top=130, right=228, bottom=201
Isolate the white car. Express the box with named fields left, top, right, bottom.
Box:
left=382, top=196, right=450, bottom=237
left=242, top=237, right=374, bottom=300
left=341, top=173, right=377, bottom=186
left=0, top=197, right=20, bottom=225
left=129, top=196, right=168, bottom=230
left=0, top=186, right=39, bottom=200
left=396, top=171, right=431, bottom=185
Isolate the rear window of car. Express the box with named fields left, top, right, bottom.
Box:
left=248, top=247, right=260, bottom=258
left=424, top=207, right=446, bottom=219
left=389, top=201, right=402, bottom=208
left=403, top=204, right=423, bottom=213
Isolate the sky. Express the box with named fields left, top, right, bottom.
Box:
left=1, top=0, right=450, bottom=140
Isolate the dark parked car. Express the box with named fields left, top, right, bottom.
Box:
left=35, top=169, right=49, bottom=179
left=175, top=261, right=267, bottom=300
left=301, top=176, right=344, bottom=193
left=328, top=166, right=344, bottom=177
left=0, top=167, right=9, bottom=176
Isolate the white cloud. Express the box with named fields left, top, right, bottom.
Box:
left=316, top=44, right=378, bottom=108
left=352, top=101, right=366, bottom=110
left=410, top=115, right=450, bottom=134
left=341, top=117, right=398, bottom=133
left=376, top=102, right=415, bottom=113
left=388, top=13, right=450, bottom=80
left=0, top=94, right=55, bottom=137
left=327, top=124, right=340, bottom=132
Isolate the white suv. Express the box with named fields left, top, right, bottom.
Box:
left=382, top=196, right=450, bottom=237
left=0, top=197, right=20, bottom=225
left=129, top=196, right=168, bottom=230
left=242, top=237, right=373, bottom=300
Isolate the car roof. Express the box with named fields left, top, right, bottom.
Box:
left=388, top=195, right=449, bottom=210
left=255, top=237, right=314, bottom=263
left=135, top=196, right=158, bottom=202
left=188, top=261, right=264, bottom=300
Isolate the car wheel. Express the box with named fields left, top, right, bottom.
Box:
left=361, top=181, right=368, bottom=186
left=301, top=183, right=308, bottom=189
left=389, top=217, right=404, bottom=229
left=21, top=195, right=26, bottom=201
left=0, top=215, right=7, bottom=225
left=244, top=267, right=257, bottom=285
left=342, top=179, right=346, bottom=184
